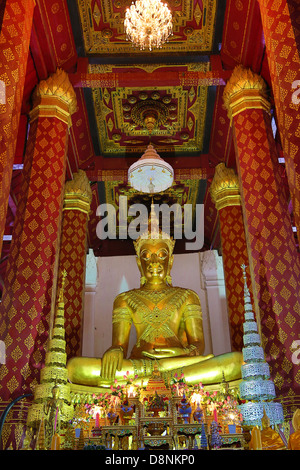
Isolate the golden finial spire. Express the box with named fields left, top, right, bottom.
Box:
left=26, top=268, right=74, bottom=438
left=58, top=269, right=67, bottom=303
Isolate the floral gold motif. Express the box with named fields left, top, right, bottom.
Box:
left=63, top=170, right=93, bottom=215
left=223, top=65, right=271, bottom=120
left=210, top=163, right=241, bottom=210
left=32, top=68, right=77, bottom=116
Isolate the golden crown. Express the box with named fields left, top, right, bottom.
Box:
left=133, top=203, right=175, bottom=256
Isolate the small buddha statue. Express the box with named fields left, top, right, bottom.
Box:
left=288, top=409, right=300, bottom=450
left=67, top=220, right=243, bottom=388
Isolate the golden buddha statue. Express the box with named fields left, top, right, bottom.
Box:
left=67, top=224, right=243, bottom=389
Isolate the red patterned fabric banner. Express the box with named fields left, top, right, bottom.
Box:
left=0, top=70, right=77, bottom=402
left=58, top=170, right=92, bottom=359
left=258, top=0, right=300, bottom=235
left=210, top=163, right=252, bottom=352
left=0, top=0, right=35, bottom=255
left=224, top=68, right=300, bottom=398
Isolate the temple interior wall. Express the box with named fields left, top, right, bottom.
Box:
left=82, top=249, right=232, bottom=360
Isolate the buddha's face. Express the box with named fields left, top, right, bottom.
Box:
left=138, top=240, right=173, bottom=286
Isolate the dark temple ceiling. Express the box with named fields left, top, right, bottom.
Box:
left=1, top=0, right=289, bottom=289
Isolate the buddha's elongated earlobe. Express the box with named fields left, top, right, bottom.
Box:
left=166, top=255, right=174, bottom=285
left=137, top=257, right=147, bottom=286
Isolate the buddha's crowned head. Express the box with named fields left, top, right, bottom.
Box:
left=133, top=204, right=175, bottom=287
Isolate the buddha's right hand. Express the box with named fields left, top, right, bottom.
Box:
left=101, top=346, right=124, bottom=381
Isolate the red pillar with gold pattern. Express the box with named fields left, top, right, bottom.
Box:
left=57, top=170, right=92, bottom=360
left=210, top=163, right=252, bottom=352
left=223, top=66, right=300, bottom=400
left=258, top=0, right=300, bottom=237
left=0, top=69, right=77, bottom=407
left=0, top=0, right=35, bottom=255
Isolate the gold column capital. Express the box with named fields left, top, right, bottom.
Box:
left=223, top=65, right=271, bottom=121
left=63, top=170, right=93, bottom=215
left=30, top=68, right=77, bottom=126
left=210, top=163, right=241, bottom=210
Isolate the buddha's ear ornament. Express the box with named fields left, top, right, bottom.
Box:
left=140, top=275, right=147, bottom=286
left=166, top=274, right=172, bottom=286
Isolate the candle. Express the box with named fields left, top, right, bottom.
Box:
left=95, top=412, right=100, bottom=428
left=213, top=408, right=218, bottom=422
left=51, top=433, right=61, bottom=450
left=54, top=407, right=59, bottom=431
left=251, top=426, right=262, bottom=450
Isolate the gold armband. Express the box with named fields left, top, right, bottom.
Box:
left=112, top=307, right=132, bottom=324
left=182, top=304, right=202, bottom=322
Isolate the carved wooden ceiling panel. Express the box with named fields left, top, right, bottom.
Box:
left=89, top=62, right=210, bottom=156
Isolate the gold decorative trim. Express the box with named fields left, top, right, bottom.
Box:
left=63, top=196, right=91, bottom=214
left=223, top=65, right=270, bottom=121
left=31, top=68, right=77, bottom=116
left=29, top=101, right=72, bottom=127
left=210, top=163, right=241, bottom=210
left=63, top=170, right=93, bottom=215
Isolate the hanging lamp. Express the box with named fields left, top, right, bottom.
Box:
left=128, top=143, right=174, bottom=193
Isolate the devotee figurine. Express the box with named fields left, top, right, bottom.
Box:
left=67, top=220, right=243, bottom=388
left=43, top=383, right=63, bottom=447
left=249, top=410, right=286, bottom=450
left=193, top=404, right=203, bottom=424
left=288, top=409, right=300, bottom=450
left=119, top=399, right=134, bottom=425
left=178, top=395, right=192, bottom=424
left=107, top=407, right=118, bottom=426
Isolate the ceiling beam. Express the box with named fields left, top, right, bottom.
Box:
left=69, top=70, right=232, bottom=88
left=83, top=153, right=217, bottom=181
left=85, top=168, right=214, bottom=182
left=69, top=57, right=232, bottom=89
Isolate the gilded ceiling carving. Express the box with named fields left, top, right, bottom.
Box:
left=90, top=63, right=209, bottom=155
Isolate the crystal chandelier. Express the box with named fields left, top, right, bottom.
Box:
left=124, top=0, right=173, bottom=51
